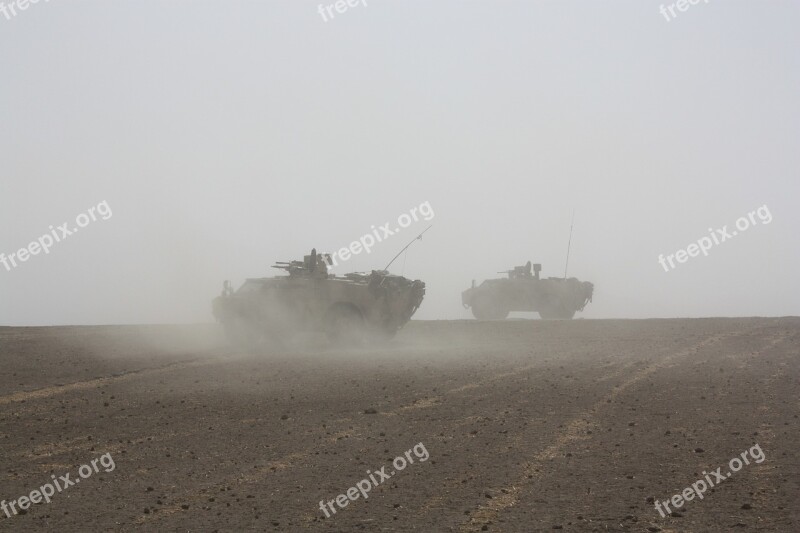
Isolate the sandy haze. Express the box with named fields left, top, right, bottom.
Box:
left=1, top=1, right=799, bottom=325
left=1, top=2, right=799, bottom=533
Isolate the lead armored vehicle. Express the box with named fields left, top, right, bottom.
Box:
left=213, top=249, right=425, bottom=345
left=462, top=262, right=593, bottom=320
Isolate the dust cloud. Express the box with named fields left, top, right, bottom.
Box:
left=1, top=1, right=798, bottom=327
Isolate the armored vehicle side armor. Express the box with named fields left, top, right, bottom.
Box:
left=462, top=261, right=593, bottom=320
left=213, top=249, right=425, bottom=345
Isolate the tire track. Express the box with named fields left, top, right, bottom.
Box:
left=458, top=328, right=758, bottom=532
left=0, top=357, right=223, bottom=407
left=131, top=356, right=573, bottom=527
left=417, top=359, right=641, bottom=517
left=112, top=327, right=774, bottom=528
left=130, top=363, right=552, bottom=526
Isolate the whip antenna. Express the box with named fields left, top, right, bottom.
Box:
left=384, top=225, right=432, bottom=271
left=563, top=210, right=575, bottom=279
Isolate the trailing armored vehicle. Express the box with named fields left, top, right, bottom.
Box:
left=462, top=262, right=593, bottom=320
left=213, top=249, right=425, bottom=346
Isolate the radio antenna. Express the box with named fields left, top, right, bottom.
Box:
left=563, top=210, right=575, bottom=279
left=384, top=225, right=432, bottom=271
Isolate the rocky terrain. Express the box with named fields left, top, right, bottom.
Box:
left=0, top=318, right=797, bottom=531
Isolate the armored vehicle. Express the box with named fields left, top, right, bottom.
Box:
left=462, top=262, right=593, bottom=320
left=213, top=249, right=425, bottom=345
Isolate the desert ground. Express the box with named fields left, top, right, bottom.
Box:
left=0, top=318, right=798, bottom=532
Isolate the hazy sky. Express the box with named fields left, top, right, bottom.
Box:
left=1, top=0, right=798, bottom=326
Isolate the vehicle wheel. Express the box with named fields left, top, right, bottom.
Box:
left=369, top=324, right=398, bottom=342
left=471, top=304, right=489, bottom=320
left=538, top=305, right=576, bottom=320
left=489, top=307, right=510, bottom=320
left=325, top=304, right=365, bottom=346
left=223, top=318, right=262, bottom=349
left=471, top=296, right=509, bottom=320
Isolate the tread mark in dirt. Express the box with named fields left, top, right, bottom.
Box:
left=458, top=328, right=766, bottom=532
left=0, top=358, right=220, bottom=406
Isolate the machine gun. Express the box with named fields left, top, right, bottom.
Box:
left=273, top=249, right=332, bottom=278
left=498, top=261, right=541, bottom=280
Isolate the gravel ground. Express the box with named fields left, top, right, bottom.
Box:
left=0, top=318, right=798, bottom=532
